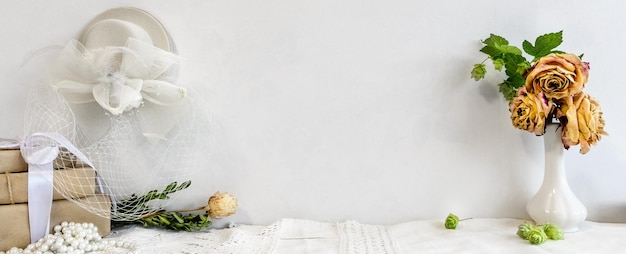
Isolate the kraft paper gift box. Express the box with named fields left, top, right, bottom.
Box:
left=0, top=148, right=111, bottom=250
left=0, top=148, right=84, bottom=174
left=1, top=148, right=100, bottom=205
left=0, top=167, right=97, bottom=204
left=0, top=149, right=28, bottom=173
left=0, top=195, right=111, bottom=251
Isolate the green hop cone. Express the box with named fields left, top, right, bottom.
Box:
left=543, top=223, right=564, bottom=240
left=493, top=58, right=504, bottom=71
left=444, top=213, right=460, bottom=229
left=516, top=222, right=534, bottom=240
left=527, top=227, right=548, bottom=245
left=471, top=63, right=487, bottom=81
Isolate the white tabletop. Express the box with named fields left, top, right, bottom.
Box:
left=105, top=218, right=626, bottom=253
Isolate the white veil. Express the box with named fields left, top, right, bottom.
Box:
left=23, top=35, right=214, bottom=221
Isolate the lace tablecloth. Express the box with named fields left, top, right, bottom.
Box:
left=105, top=218, right=626, bottom=253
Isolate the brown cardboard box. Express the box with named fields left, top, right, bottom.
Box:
left=0, top=148, right=88, bottom=174
left=0, top=195, right=111, bottom=251
left=0, top=149, right=28, bottom=173
left=0, top=167, right=97, bottom=205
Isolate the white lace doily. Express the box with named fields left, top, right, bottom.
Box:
left=104, top=219, right=399, bottom=254
left=106, top=223, right=278, bottom=254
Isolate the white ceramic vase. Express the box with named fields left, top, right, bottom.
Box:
left=526, top=123, right=587, bottom=232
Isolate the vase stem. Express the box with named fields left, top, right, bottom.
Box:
left=543, top=126, right=565, bottom=186
left=526, top=124, right=587, bottom=232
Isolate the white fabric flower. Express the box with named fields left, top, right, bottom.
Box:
left=49, top=38, right=188, bottom=141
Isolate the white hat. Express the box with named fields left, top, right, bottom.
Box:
left=78, top=7, right=172, bottom=51
left=34, top=6, right=204, bottom=222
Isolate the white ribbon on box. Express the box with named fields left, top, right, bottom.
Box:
left=0, top=133, right=108, bottom=244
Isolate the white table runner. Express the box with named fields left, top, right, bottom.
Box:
left=104, top=218, right=626, bottom=253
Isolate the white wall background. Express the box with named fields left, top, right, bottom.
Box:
left=1, top=0, right=625, bottom=226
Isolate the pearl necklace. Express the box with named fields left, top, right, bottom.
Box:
left=1, top=221, right=138, bottom=254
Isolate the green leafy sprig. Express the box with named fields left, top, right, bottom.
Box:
left=139, top=211, right=212, bottom=231
left=112, top=181, right=200, bottom=229
left=114, top=180, right=191, bottom=218
left=471, top=31, right=565, bottom=101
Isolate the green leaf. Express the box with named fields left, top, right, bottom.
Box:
left=172, top=212, right=185, bottom=223
left=502, top=53, right=530, bottom=77
left=479, top=45, right=500, bottom=57
left=157, top=215, right=171, bottom=225
left=479, top=34, right=522, bottom=58
left=522, top=40, right=534, bottom=56
left=498, top=81, right=518, bottom=101
left=164, top=182, right=177, bottom=193
left=144, top=190, right=158, bottom=201
left=497, top=45, right=522, bottom=55
left=523, top=31, right=563, bottom=60
left=471, top=63, right=487, bottom=81
left=176, top=181, right=192, bottom=191
left=483, top=34, right=509, bottom=48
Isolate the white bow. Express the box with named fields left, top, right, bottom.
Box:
left=49, top=38, right=188, bottom=142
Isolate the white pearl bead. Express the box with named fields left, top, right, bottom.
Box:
left=2, top=221, right=137, bottom=254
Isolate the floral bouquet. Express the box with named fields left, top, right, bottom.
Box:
left=471, top=31, right=607, bottom=154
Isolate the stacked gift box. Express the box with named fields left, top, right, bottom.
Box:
left=0, top=147, right=110, bottom=250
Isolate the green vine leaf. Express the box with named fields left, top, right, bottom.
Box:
left=522, top=31, right=563, bottom=61
left=498, top=82, right=517, bottom=101
left=480, top=33, right=523, bottom=58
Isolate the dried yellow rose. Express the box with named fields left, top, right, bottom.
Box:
left=524, top=53, right=588, bottom=100
left=560, top=92, right=607, bottom=154
left=509, top=87, right=552, bottom=135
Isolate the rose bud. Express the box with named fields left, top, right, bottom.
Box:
left=205, top=191, right=238, bottom=219
left=444, top=213, right=460, bottom=229
left=543, top=223, right=565, bottom=240
left=527, top=227, right=548, bottom=245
